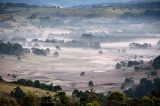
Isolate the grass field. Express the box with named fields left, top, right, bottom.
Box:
left=0, top=82, right=55, bottom=96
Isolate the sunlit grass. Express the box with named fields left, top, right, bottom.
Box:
left=0, top=82, right=55, bottom=96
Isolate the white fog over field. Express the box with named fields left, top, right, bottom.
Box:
left=0, top=3, right=160, bottom=94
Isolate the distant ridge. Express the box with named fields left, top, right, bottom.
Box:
left=72, top=1, right=160, bottom=9
left=0, top=0, right=59, bottom=7
left=0, top=0, right=160, bottom=7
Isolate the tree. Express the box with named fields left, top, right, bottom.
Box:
left=152, top=55, right=160, bottom=70
left=88, top=81, right=94, bottom=93
left=10, top=86, right=26, bottom=99
left=16, top=79, right=28, bottom=86
left=0, top=76, right=4, bottom=82
left=27, top=80, right=34, bottom=86
left=56, top=92, right=69, bottom=106
left=54, top=85, right=62, bottom=92
left=34, top=80, right=41, bottom=88
left=116, top=63, right=121, bottom=69
left=53, top=52, right=59, bottom=57
left=80, top=72, right=85, bottom=76
left=55, top=46, right=61, bottom=51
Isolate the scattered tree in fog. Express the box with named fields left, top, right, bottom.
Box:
left=53, top=52, right=59, bottom=57
left=116, top=63, right=121, bottom=69
left=98, top=50, right=103, bottom=54
left=80, top=72, right=85, bottom=76
left=55, top=46, right=61, bottom=51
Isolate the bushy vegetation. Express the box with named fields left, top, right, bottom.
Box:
left=152, top=55, right=160, bottom=70
left=0, top=41, right=23, bottom=55
left=31, top=48, right=47, bottom=56
left=124, top=77, right=160, bottom=98
left=11, top=79, right=62, bottom=92
left=0, top=96, right=18, bottom=106
left=1, top=78, right=160, bottom=106
left=116, top=60, right=143, bottom=69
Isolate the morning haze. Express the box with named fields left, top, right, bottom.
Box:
left=0, top=0, right=160, bottom=106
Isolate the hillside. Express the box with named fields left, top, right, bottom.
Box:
left=0, top=82, right=55, bottom=96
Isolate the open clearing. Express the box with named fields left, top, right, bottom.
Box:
left=1, top=43, right=159, bottom=93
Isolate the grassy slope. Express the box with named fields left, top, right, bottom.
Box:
left=0, top=82, right=55, bottom=96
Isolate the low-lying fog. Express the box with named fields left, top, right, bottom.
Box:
left=0, top=7, right=160, bottom=93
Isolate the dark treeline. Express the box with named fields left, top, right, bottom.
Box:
left=11, top=79, right=62, bottom=92
left=0, top=41, right=23, bottom=55
left=116, top=60, right=143, bottom=69
left=1, top=78, right=160, bottom=106
left=0, top=3, right=39, bottom=9
left=0, top=41, right=49, bottom=56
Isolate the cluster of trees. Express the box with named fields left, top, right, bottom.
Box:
left=72, top=88, right=160, bottom=106
left=31, top=48, right=47, bottom=56
left=0, top=41, right=23, bottom=55
left=116, top=60, right=143, bottom=70
left=1, top=86, right=77, bottom=106
left=128, top=60, right=143, bottom=67
left=129, top=43, right=151, bottom=49
left=0, top=40, right=61, bottom=56
left=123, top=77, right=160, bottom=98
left=32, top=38, right=64, bottom=44
left=1, top=88, right=160, bottom=106
left=1, top=78, right=160, bottom=106
left=81, top=33, right=94, bottom=39
left=11, top=79, right=62, bottom=92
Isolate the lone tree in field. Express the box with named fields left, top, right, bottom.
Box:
left=80, top=72, right=85, bottom=76
left=116, top=63, right=121, bottom=69
left=55, top=46, right=61, bottom=51
left=10, top=86, right=26, bottom=99
left=53, top=52, right=59, bottom=57
left=88, top=81, right=94, bottom=92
